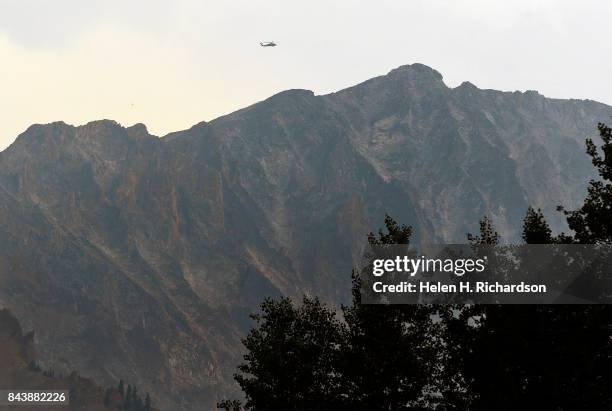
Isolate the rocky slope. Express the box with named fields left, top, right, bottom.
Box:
left=0, top=64, right=610, bottom=410
left=0, top=308, right=133, bottom=411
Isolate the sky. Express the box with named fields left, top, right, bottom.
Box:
left=1, top=0, right=611, bottom=149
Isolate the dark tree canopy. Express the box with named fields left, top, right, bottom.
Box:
left=561, top=123, right=612, bottom=243
left=232, top=297, right=345, bottom=410
left=522, top=207, right=553, bottom=244
left=341, top=215, right=439, bottom=410
left=467, top=215, right=500, bottom=245
left=227, top=215, right=439, bottom=410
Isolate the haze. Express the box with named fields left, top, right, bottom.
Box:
left=1, top=0, right=611, bottom=149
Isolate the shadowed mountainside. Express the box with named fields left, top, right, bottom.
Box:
left=0, top=64, right=610, bottom=410
left=0, top=308, right=141, bottom=411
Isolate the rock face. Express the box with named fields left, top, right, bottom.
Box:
left=0, top=64, right=610, bottom=410
left=0, top=309, right=123, bottom=411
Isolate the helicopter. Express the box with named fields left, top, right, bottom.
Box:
left=260, top=41, right=277, bottom=47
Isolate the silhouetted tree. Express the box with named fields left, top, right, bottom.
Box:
left=103, top=388, right=111, bottom=407
left=340, top=215, right=440, bottom=409
left=445, top=145, right=612, bottom=409
left=234, top=296, right=345, bottom=410
left=560, top=123, right=612, bottom=243
left=27, top=360, right=41, bottom=372
left=438, top=216, right=504, bottom=408
left=467, top=215, right=499, bottom=245
left=125, top=385, right=133, bottom=408
left=217, top=399, right=242, bottom=411
left=227, top=215, right=440, bottom=410
left=522, top=207, right=553, bottom=244
left=132, top=386, right=141, bottom=410
left=144, top=393, right=152, bottom=410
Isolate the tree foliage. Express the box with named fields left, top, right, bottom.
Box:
left=233, top=296, right=345, bottom=410
left=521, top=207, right=553, bottom=244
left=561, top=123, right=612, bottom=243
left=227, top=215, right=439, bottom=410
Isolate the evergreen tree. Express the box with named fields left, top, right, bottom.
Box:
left=228, top=215, right=440, bottom=410
left=521, top=207, right=553, bottom=244
left=560, top=123, right=612, bottom=243
left=125, top=385, right=133, bottom=408
left=445, top=203, right=612, bottom=409
left=103, top=388, right=111, bottom=407
left=118, top=379, right=124, bottom=397
left=234, top=296, right=345, bottom=410
left=466, top=215, right=499, bottom=245
left=341, top=215, right=439, bottom=409
left=217, top=399, right=242, bottom=411
left=27, top=360, right=41, bottom=372
left=439, top=216, right=503, bottom=408
left=366, top=213, right=413, bottom=244
left=144, top=393, right=152, bottom=410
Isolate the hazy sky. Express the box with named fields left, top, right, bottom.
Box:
left=1, top=0, right=611, bottom=149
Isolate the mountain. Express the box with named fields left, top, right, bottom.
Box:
left=0, top=64, right=610, bottom=410
left=0, top=308, right=133, bottom=411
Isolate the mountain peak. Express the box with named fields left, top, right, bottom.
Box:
left=6, top=121, right=74, bottom=152
left=76, top=119, right=124, bottom=135
left=387, top=63, right=444, bottom=83
left=126, top=123, right=151, bottom=139
left=264, top=89, right=315, bottom=103
left=457, top=81, right=478, bottom=89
